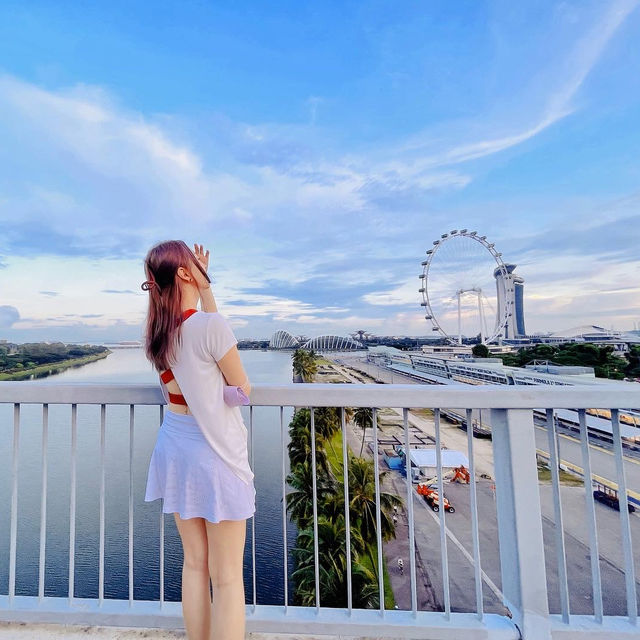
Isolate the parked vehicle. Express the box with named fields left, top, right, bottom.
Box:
left=592, top=482, right=636, bottom=513
left=416, top=482, right=455, bottom=513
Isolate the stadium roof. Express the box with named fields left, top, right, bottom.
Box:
left=549, top=325, right=640, bottom=341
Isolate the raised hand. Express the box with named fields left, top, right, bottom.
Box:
left=190, top=243, right=211, bottom=291
left=193, top=243, right=210, bottom=272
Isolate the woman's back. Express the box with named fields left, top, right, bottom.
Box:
left=158, top=309, right=254, bottom=486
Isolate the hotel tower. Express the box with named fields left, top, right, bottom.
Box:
left=493, top=263, right=526, bottom=339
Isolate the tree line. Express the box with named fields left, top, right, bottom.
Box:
left=0, top=342, right=109, bottom=373
left=472, top=342, right=638, bottom=380
left=288, top=348, right=402, bottom=607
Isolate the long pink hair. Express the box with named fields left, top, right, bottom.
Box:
left=142, top=240, right=211, bottom=371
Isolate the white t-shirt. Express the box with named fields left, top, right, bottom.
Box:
left=158, top=310, right=255, bottom=486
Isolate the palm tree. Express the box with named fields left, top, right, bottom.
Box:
left=318, top=405, right=354, bottom=460
left=291, top=515, right=378, bottom=608
left=292, top=348, right=306, bottom=382
left=347, top=457, right=403, bottom=546
left=303, top=350, right=318, bottom=382
left=287, top=408, right=332, bottom=474
left=321, top=483, right=350, bottom=523
left=288, top=425, right=332, bottom=475
left=285, top=460, right=336, bottom=528
left=312, top=406, right=341, bottom=457
left=285, top=396, right=401, bottom=610
left=343, top=406, right=355, bottom=424
left=292, top=348, right=318, bottom=382
left=353, top=406, right=373, bottom=457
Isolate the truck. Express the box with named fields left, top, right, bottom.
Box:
left=417, top=482, right=455, bottom=513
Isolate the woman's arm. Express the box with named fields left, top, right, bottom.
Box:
left=193, top=238, right=250, bottom=396
left=192, top=244, right=218, bottom=312
left=217, top=346, right=251, bottom=396
left=204, top=312, right=251, bottom=396
left=199, top=285, right=218, bottom=313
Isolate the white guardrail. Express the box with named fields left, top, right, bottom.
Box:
left=0, top=382, right=639, bottom=640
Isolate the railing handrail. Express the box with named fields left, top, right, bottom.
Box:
left=1, top=380, right=639, bottom=638
left=0, top=381, right=639, bottom=408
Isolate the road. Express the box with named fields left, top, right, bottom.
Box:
left=327, top=354, right=640, bottom=615
left=332, top=355, right=640, bottom=492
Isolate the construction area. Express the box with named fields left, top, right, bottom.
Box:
left=323, top=354, right=640, bottom=616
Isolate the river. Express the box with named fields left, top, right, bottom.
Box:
left=0, top=348, right=297, bottom=605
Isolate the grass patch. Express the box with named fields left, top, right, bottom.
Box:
left=411, top=408, right=434, bottom=418
left=537, top=464, right=584, bottom=486
left=359, top=542, right=396, bottom=609
left=324, top=427, right=353, bottom=479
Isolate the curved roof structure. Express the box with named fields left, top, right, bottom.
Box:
left=549, top=325, right=637, bottom=340
left=269, top=330, right=301, bottom=349
left=301, top=335, right=364, bottom=351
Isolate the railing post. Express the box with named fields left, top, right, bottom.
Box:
left=490, top=408, right=551, bottom=640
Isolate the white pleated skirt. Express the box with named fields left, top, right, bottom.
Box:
left=144, top=409, right=256, bottom=523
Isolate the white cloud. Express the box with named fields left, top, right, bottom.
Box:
left=3, top=0, right=633, bottom=257
left=382, top=0, right=639, bottom=174
left=0, top=306, right=20, bottom=328
left=1, top=0, right=638, bottom=340
left=0, top=78, right=276, bottom=262
left=362, top=281, right=420, bottom=307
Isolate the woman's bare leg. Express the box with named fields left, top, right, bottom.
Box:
left=174, top=513, right=211, bottom=639
left=206, top=519, right=248, bottom=640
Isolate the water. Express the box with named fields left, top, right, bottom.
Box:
left=0, top=348, right=297, bottom=604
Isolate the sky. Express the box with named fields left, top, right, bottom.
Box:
left=0, top=0, right=639, bottom=343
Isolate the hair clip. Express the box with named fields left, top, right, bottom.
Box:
left=141, top=280, right=156, bottom=291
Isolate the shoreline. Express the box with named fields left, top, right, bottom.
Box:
left=0, top=350, right=112, bottom=381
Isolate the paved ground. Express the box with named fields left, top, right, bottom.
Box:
left=0, top=624, right=185, bottom=639
left=336, top=354, right=640, bottom=490
left=326, top=356, right=640, bottom=617
left=0, top=621, right=400, bottom=639
left=534, top=425, right=640, bottom=491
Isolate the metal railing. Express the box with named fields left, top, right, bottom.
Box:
left=0, top=382, right=639, bottom=639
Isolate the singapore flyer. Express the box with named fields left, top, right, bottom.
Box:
left=419, top=230, right=513, bottom=345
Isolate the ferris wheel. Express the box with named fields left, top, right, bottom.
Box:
left=419, top=230, right=513, bottom=345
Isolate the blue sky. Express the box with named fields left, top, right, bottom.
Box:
left=0, top=0, right=639, bottom=342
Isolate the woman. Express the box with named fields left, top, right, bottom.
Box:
left=141, top=239, right=255, bottom=640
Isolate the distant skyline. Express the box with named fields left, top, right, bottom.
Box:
left=1, top=0, right=639, bottom=343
